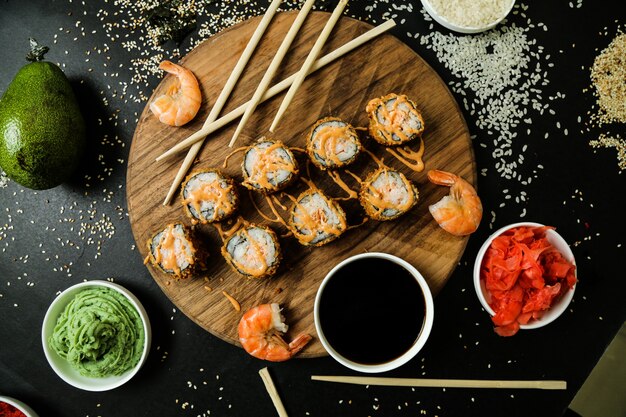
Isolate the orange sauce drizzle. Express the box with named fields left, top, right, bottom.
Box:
left=385, top=137, right=425, bottom=172
left=265, top=196, right=289, bottom=228
left=248, top=191, right=288, bottom=228
left=345, top=169, right=364, bottom=185
left=213, top=216, right=246, bottom=241
left=222, top=290, right=241, bottom=311
left=366, top=95, right=423, bottom=143
left=272, top=195, right=288, bottom=210
left=183, top=176, right=235, bottom=222
left=222, top=146, right=248, bottom=169
left=286, top=190, right=347, bottom=244
left=243, top=142, right=297, bottom=192
left=237, top=227, right=270, bottom=277
left=362, top=148, right=389, bottom=171
left=327, top=170, right=358, bottom=200
left=347, top=216, right=370, bottom=229
left=312, top=125, right=354, bottom=166
left=154, top=224, right=195, bottom=276
left=363, top=169, right=416, bottom=216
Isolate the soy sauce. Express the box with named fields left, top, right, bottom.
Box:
left=319, top=257, right=425, bottom=365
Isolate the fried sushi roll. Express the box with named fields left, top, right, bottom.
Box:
left=366, top=93, right=425, bottom=146
left=288, top=189, right=347, bottom=246
left=222, top=224, right=281, bottom=279
left=359, top=168, right=419, bottom=221
left=242, top=138, right=298, bottom=194
left=181, top=169, right=239, bottom=224
left=306, top=117, right=361, bottom=170
left=147, top=223, right=204, bottom=279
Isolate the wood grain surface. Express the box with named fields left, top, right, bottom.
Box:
left=127, top=12, right=476, bottom=358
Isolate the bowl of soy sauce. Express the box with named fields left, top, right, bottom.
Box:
left=314, top=252, right=434, bottom=373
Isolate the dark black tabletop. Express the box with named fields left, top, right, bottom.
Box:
left=1, top=1, right=625, bottom=416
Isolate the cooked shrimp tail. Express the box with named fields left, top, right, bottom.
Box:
left=285, top=333, right=313, bottom=356
left=150, top=60, right=202, bottom=126
left=238, top=303, right=312, bottom=361
left=427, top=169, right=482, bottom=236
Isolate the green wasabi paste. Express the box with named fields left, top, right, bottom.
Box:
left=49, top=286, right=145, bottom=378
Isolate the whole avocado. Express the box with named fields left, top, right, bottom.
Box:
left=0, top=39, right=85, bottom=190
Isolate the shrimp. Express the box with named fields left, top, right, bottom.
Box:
left=150, top=60, right=202, bottom=126
left=427, top=169, right=482, bottom=236
left=238, top=303, right=312, bottom=361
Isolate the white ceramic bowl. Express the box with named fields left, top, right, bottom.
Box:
left=473, top=222, right=576, bottom=330
left=0, top=396, right=39, bottom=417
left=314, top=252, right=434, bottom=373
left=42, top=280, right=151, bottom=391
left=421, top=0, right=516, bottom=34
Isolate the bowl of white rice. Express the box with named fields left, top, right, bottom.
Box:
left=421, top=0, right=516, bottom=34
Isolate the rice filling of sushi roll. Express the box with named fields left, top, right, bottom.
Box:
left=242, top=139, right=298, bottom=194
left=222, top=224, right=281, bottom=279
left=359, top=168, right=419, bottom=221
left=307, top=117, right=361, bottom=170
left=366, top=93, right=425, bottom=146
left=181, top=169, right=238, bottom=224
left=289, top=189, right=347, bottom=246
left=147, top=223, right=200, bottom=279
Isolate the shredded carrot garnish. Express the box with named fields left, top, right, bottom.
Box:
left=222, top=290, right=241, bottom=312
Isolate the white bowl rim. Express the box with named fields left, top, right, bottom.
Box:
left=473, top=222, right=577, bottom=330
left=0, top=395, right=39, bottom=417
left=41, top=280, right=152, bottom=391
left=314, top=252, right=434, bottom=373
left=420, top=0, right=516, bottom=34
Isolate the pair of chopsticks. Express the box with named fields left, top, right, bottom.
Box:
left=161, top=1, right=396, bottom=205
left=259, top=370, right=566, bottom=417
left=163, top=0, right=283, bottom=205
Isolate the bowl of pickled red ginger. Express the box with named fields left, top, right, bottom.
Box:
left=473, top=222, right=577, bottom=337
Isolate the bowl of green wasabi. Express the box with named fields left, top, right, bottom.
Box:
left=42, top=280, right=151, bottom=391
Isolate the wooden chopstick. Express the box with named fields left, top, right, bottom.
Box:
left=269, top=0, right=349, bottom=132
left=260, top=367, right=290, bottom=417
left=162, top=0, right=283, bottom=205
left=228, top=0, right=316, bottom=148
left=311, top=376, right=567, bottom=390
left=155, top=18, right=396, bottom=161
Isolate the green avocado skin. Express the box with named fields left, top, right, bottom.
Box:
left=0, top=61, right=85, bottom=190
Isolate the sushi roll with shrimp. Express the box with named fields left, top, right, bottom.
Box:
left=181, top=169, right=239, bottom=224
left=222, top=224, right=282, bottom=279
left=242, top=138, right=298, bottom=194
left=306, top=117, right=361, bottom=170
left=146, top=223, right=205, bottom=279
left=359, top=168, right=419, bottom=221
left=288, top=189, right=347, bottom=246
left=366, top=93, right=425, bottom=146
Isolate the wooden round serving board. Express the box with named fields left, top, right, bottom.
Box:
left=127, top=12, right=476, bottom=358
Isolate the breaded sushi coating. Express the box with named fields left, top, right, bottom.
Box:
left=366, top=93, right=424, bottom=146
left=306, top=117, right=361, bottom=170
left=147, top=223, right=205, bottom=279
left=222, top=224, right=282, bottom=279
left=288, top=188, right=347, bottom=246
left=181, top=169, right=239, bottom=224
left=359, top=167, right=419, bottom=221
left=241, top=138, right=298, bottom=194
